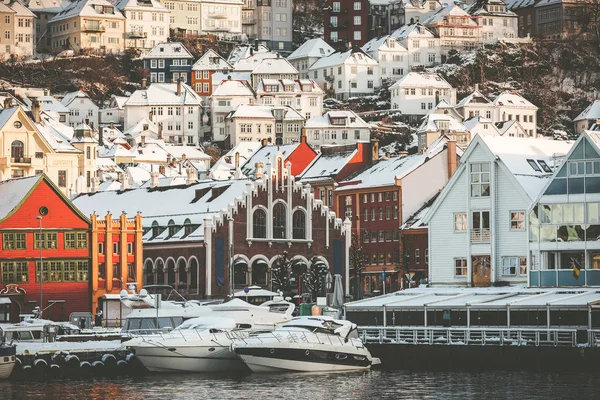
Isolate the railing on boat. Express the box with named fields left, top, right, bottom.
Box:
left=228, top=330, right=363, bottom=348
left=357, top=326, right=597, bottom=348
left=128, top=328, right=250, bottom=342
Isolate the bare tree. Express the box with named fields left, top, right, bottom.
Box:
left=349, top=232, right=368, bottom=300
left=302, top=256, right=329, bottom=302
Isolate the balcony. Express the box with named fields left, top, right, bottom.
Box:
left=208, top=12, right=228, bottom=19
left=128, top=31, right=147, bottom=39
left=10, top=156, right=32, bottom=164
left=471, top=228, right=490, bottom=243
left=530, top=269, right=600, bottom=287
left=242, top=18, right=257, bottom=25
left=82, top=24, right=105, bottom=33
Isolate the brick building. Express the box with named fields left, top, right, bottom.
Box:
left=324, top=0, right=370, bottom=49
left=0, top=174, right=91, bottom=322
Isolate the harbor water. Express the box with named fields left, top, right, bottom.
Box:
left=0, top=370, right=598, bottom=399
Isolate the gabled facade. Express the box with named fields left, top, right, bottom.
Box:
left=361, top=35, right=408, bottom=83
left=492, top=91, right=538, bottom=137
left=241, top=139, right=318, bottom=179
left=454, top=88, right=495, bottom=121
left=304, top=110, right=371, bottom=149
left=142, top=41, right=194, bottom=84
left=61, top=90, right=99, bottom=128
left=424, top=135, right=572, bottom=287
left=392, top=22, right=441, bottom=69
left=287, top=38, right=335, bottom=80
left=211, top=79, right=255, bottom=143
left=114, top=0, right=170, bottom=50
left=400, top=0, right=443, bottom=26
left=574, top=101, right=600, bottom=135
left=8, top=0, right=35, bottom=57
left=424, top=3, right=483, bottom=55
left=468, top=0, right=518, bottom=42
left=528, top=131, right=600, bottom=287
left=48, top=0, right=126, bottom=54
left=417, top=103, right=469, bottom=151
left=254, top=78, right=324, bottom=120
left=0, top=174, right=91, bottom=321
left=191, top=49, right=233, bottom=98
left=29, top=0, right=69, bottom=53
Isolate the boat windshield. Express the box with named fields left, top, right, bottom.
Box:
left=122, top=316, right=184, bottom=333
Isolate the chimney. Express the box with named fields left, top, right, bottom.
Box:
left=474, top=83, right=479, bottom=92
left=250, top=47, right=254, bottom=56
left=98, top=128, right=104, bottom=146
left=370, top=139, right=379, bottom=162
left=109, top=121, right=114, bottom=129
left=447, top=139, right=457, bottom=178
left=3, top=97, right=12, bottom=109
left=158, top=122, right=163, bottom=139
left=141, top=78, right=147, bottom=89
left=301, top=127, right=307, bottom=143
left=176, top=78, right=182, bottom=96
left=43, top=89, right=49, bottom=96
left=182, top=153, right=187, bottom=161
left=399, top=151, right=408, bottom=157
left=261, top=138, right=268, bottom=147
left=148, top=110, right=153, bottom=121
left=167, top=154, right=172, bottom=164
left=91, top=177, right=100, bottom=193
left=377, top=25, right=382, bottom=38
left=121, top=172, right=130, bottom=191
left=255, top=162, right=264, bottom=179
left=385, top=151, right=391, bottom=159
left=151, top=172, right=160, bottom=188
left=254, top=39, right=258, bottom=52
left=235, top=152, right=240, bottom=169
left=186, top=167, right=197, bottom=185
left=141, top=135, right=146, bottom=146
left=31, top=99, right=41, bottom=123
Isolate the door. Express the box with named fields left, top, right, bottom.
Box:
left=472, top=255, right=491, bottom=287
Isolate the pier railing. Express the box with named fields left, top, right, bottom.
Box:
left=358, top=327, right=583, bottom=347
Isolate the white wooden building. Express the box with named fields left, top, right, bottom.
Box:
left=304, top=110, right=371, bottom=150
left=361, top=35, right=408, bottom=84
left=392, top=22, right=441, bottom=69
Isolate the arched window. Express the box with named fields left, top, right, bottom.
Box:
left=151, top=221, right=159, bottom=237
left=167, top=219, right=177, bottom=236
left=11, top=140, right=23, bottom=159
left=292, top=210, right=306, bottom=239
left=273, top=203, right=286, bottom=239
left=183, top=218, right=192, bottom=236
left=253, top=209, right=267, bottom=238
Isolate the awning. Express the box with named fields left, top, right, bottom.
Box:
left=0, top=297, right=12, bottom=304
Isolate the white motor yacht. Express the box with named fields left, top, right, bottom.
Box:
left=231, top=316, right=379, bottom=373
left=124, top=317, right=248, bottom=373
left=0, top=329, right=15, bottom=379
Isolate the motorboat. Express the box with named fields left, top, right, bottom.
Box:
left=0, top=328, right=16, bottom=379
left=231, top=316, right=380, bottom=373
left=124, top=316, right=249, bottom=373
left=0, top=315, right=81, bottom=343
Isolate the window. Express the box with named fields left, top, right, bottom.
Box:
left=510, top=211, right=525, bottom=230
left=470, top=163, right=490, bottom=197
left=273, top=203, right=286, bottom=239
left=2, top=232, right=26, bottom=250
left=472, top=211, right=490, bottom=243
left=385, top=207, right=390, bottom=220
left=425, top=248, right=429, bottom=264
left=353, top=1, right=361, bottom=9
left=378, top=231, right=384, bottom=242
left=98, top=242, right=104, bottom=254
left=36, top=260, right=88, bottom=282
left=415, top=249, right=420, bottom=264
left=378, top=207, right=383, bottom=220
left=34, top=232, right=57, bottom=249
left=11, top=140, right=24, bottom=159
left=455, top=258, right=467, bottom=276
left=1, top=261, right=28, bottom=284
left=454, top=213, right=467, bottom=231
left=113, top=242, right=119, bottom=254
left=292, top=210, right=306, bottom=239
left=370, top=208, right=375, bottom=221
left=333, top=1, right=340, bottom=11
left=502, top=257, right=527, bottom=276
left=353, top=31, right=361, bottom=40
left=58, top=170, right=67, bottom=187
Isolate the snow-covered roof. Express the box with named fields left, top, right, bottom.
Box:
left=287, top=38, right=335, bottom=61
left=232, top=51, right=281, bottom=72
left=574, top=100, right=600, bottom=122
left=0, top=176, right=40, bottom=222
left=228, top=44, right=270, bottom=65
left=60, top=90, right=97, bottom=108
left=9, top=0, right=35, bottom=16
left=161, top=144, right=211, bottom=161
left=305, top=110, right=370, bottom=129
left=492, top=91, right=538, bottom=109
left=124, top=82, right=203, bottom=106
left=241, top=143, right=300, bottom=178
left=39, top=96, right=69, bottom=114
left=36, top=113, right=81, bottom=153
left=50, top=0, right=125, bottom=23
left=480, top=136, right=573, bottom=199
left=337, top=137, right=449, bottom=191
left=455, top=89, right=493, bottom=108
left=463, top=115, right=496, bottom=132
left=424, top=3, right=477, bottom=26
left=210, top=142, right=262, bottom=181
left=361, top=35, right=407, bottom=55
left=494, top=119, right=523, bottom=136
left=298, top=146, right=359, bottom=182
left=389, top=72, right=453, bottom=89
left=228, top=105, right=304, bottom=121
left=255, top=79, right=323, bottom=96
left=123, top=117, right=158, bottom=138
left=111, top=95, right=129, bottom=109
left=309, top=49, right=378, bottom=70
left=115, top=0, right=167, bottom=11
left=468, top=0, right=517, bottom=16
left=212, top=79, right=255, bottom=97
left=142, top=42, right=193, bottom=59
left=28, top=0, right=70, bottom=13
left=417, top=112, right=468, bottom=133
left=506, top=0, right=535, bottom=9
left=212, top=72, right=251, bottom=87
left=192, top=49, right=233, bottom=71
left=252, top=57, right=298, bottom=75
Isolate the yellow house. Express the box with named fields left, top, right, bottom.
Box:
left=0, top=99, right=97, bottom=196
left=48, top=0, right=125, bottom=54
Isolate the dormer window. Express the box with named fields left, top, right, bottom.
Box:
left=159, top=47, right=164, bottom=52
left=331, top=118, right=346, bottom=125
left=284, top=85, right=293, bottom=92
left=175, top=47, right=181, bottom=52
left=437, top=120, right=449, bottom=130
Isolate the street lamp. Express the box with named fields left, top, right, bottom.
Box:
left=382, top=267, right=387, bottom=295
left=36, top=216, right=43, bottom=319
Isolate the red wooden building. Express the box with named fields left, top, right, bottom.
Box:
left=0, top=174, right=91, bottom=322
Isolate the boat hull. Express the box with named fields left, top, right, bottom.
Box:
left=234, top=347, right=372, bottom=373
left=130, top=344, right=246, bottom=373
left=0, top=359, right=15, bottom=379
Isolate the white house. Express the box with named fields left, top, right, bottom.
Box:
left=573, top=100, right=600, bottom=134
left=287, top=38, right=335, bottom=80
left=99, top=95, right=128, bottom=127
left=424, top=3, right=483, bottom=56
left=226, top=104, right=305, bottom=146
left=463, top=115, right=500, bottom=140
left=417, top=102, right=469, bottom=151
left=389, top=72, right=456, bottom=122
left=361, top=35, right=408, bottom=84
left=400, top=0, right=443, bottom=25
left=423, top=135, right=572, bottom=286
left=61, top=90, right=99, bottom=128
left=309, top=48, right=380, bottom=101
left=454, top=88, right=496, bottom=120
left=494, top=120, right=528, bottom=137
left=493, top=91, right=538, bottom=137
left=211, top=79, right=255, bottom=142
left=115, top=0, right=170, bottom=50
left=254, top=78, right=324, bottom=120
left=123, top=80, right=204, bottom=146
left=468, top=0, right=518, bottom=43
left=250, top=56, right=299, bottom=90
left=162, top=0, right=242, bottom=41
left=304, top=110, right=371, bottom=149
left=392, top=22, right=441, bottom=69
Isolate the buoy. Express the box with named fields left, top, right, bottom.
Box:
left=101, top=354, right=117, bottom=377
left=33, top=358, right=49, bottom=379
left=116, top=359, right=128, bottom=376
left=64, top=355, right=80, bottom=373
left=80, top=361, right=92, bottom=377
left=22, top=364, right=32, bottom=377
left=49, top=364, right=61, bottom=378
left=11, top=358, right=23, bottom=380
left=91, top=360, right=105, bottom=377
